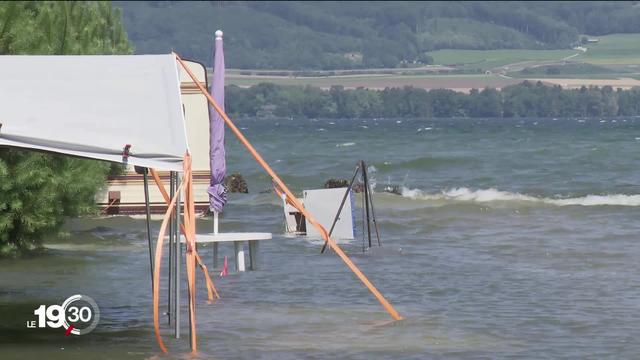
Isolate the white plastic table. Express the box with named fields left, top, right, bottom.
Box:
left=179, top=232, right=272, bottom=271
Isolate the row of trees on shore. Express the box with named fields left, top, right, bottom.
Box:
left=226, top=81, right=640, bottom=119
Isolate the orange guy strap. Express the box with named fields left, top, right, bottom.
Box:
left=149, top=169, right=219, bottom=300
left=149, top=160, right=218, bottom=354
left=99, top=198, right=118, bottom=215
left=152, top=174, right=184, bottom=353
left=182, top=154, right=198, bottom=352
left=175, top=53, right=403, bottom=321
left=149, top=169, right=170, bottom=203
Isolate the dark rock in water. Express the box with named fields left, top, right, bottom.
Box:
left=324, top=178, right=349, bottom=188
left=224, top=173, right=248, bottom=193
left=325, top=178, right=367, bottom=193
left=323, top=178, right=402, bottom=195
left=352, top=183, right=364, bottom=193
left=259, top=188, right=273, bottom=194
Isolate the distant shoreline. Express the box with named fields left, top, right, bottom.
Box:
left=224, top=81, right=640, bottom=119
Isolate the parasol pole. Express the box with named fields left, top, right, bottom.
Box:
left=213, top=211, right=219, bottom=267
left=208, top=29, right=226, bottom=267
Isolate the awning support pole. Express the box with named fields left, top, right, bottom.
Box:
left=168, top=172, right=175, bottom=325
left=174, top=171, right=181, bottom=339
left=142, top=168, right=155, bottom=291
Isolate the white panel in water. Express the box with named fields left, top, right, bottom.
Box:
left=303, top=188, right=355, bottom=240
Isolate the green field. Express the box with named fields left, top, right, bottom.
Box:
left=506, top=63, right=637, bottom=79
left=225, top=33, right=640, bottom=89
left=575, top=34, right=640, bottom=65
left=425, top=34, right=640, bottom=71
left=226, top=73, right=520, bottom=90
left=426, top=49, right=576, bottom=71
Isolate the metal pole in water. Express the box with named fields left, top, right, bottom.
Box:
left=174, top=172, right=181, bottom=339
left=321, top=164, right=360, bottom=254
left=141, top=167, right=154, bottom=291
left=361, top=161, right=373, bottom=249
left=168, top=171, right=174, bottom=325
left=361, top=173, right=366, bottom=253
left=366, top=173, right=382, bottom=247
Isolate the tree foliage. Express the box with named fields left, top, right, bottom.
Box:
left=226, top=81, right=640, bottom=120
left=0, top=1, right=131, bottom=256
left=115, top=1, right=640, bottom=70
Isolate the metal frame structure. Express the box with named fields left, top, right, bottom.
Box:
left=141, top=170, right=183, bottom=339
left=321, top=160, right=382, bottom=254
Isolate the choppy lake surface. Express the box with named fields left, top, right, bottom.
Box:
left=3, top=117, right=640, bottom=359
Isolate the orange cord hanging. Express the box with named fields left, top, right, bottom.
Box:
left=149, top=155, right=219, bottom=354
left=149, top=169, right=220, bottom=302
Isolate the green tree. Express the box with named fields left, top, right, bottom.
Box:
left=225, top=81, right=640, bottom=120
left=429, top=89, right=464, bottom=117
left=116, top=1, right=640, bottom=69
left=0, top=1, right=132, bottom=256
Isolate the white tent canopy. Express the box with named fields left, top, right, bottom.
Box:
left=0, top=54, right=188, bottom=171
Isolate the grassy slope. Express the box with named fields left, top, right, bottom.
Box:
left=423, top=34, right=640, bottom=71
left=504, top=34, right=640, bottom=79
left=226, top=73, right=519, bottom=90
left=576, top=34, right=640, bottom=65
left=427, top=49, right=576, bottom=71
left=117, top=2, right=640, bottom=70
left=225, top=34, right=640, bottom=89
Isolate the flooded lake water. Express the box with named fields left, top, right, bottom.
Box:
left=2, top=117, right=640, bottom=359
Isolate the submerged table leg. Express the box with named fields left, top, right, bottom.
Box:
left=213, top=242, right=219, bottom=269
left=234, top=241, right=240, bottom=272
left=234, top=241, right=246, bottom=272
left=249, top=240, right=259, bottom=270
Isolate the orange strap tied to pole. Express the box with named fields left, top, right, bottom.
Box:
left=150, top=155, right=219, bottom=354
left=175, top=53, right=403, bottom=322
left=182, top=154, right=198, bottom=352
left=151, top=172, right=183, bottom=354
left=149, top=169, right=220, bottom=301
left=149, top=169, right=170, bottom=204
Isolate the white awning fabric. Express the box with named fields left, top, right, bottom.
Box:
left=0, top=54, right=188, bottom=171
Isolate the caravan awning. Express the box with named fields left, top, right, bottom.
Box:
left=0, top=54, right=188, bottom=171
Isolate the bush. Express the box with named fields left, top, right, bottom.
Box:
left=0, top=2, right=132, bottom=257
left=417, top=53, right=434, bottom=65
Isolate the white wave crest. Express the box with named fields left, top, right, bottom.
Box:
left=400, top=187, right=640, bottom=207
